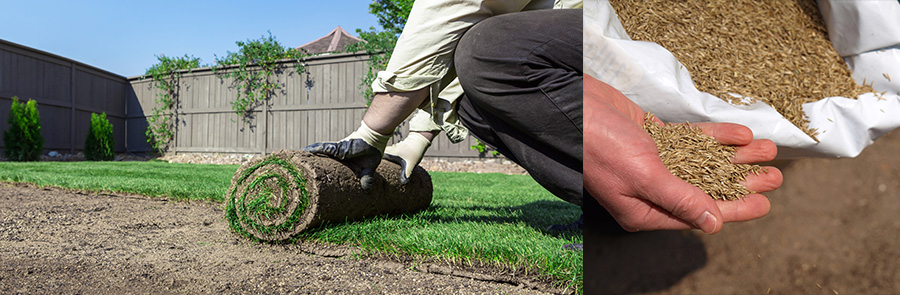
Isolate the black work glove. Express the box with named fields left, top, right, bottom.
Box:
left=302, top=121, right=391, bottom=191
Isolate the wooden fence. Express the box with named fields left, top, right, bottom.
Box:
left=126, top=52, right=483, bottom=158
left=0, top=38, right=482, bottom=159
left=0, top=38, right=128, bottom=154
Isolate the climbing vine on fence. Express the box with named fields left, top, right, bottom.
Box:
left=142, top=54, right=201, bottom=153
left=214, top=32, right=309, bottom=120
left=143, top=32, right=311, bottom=152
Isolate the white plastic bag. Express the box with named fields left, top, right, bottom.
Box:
left=585, top=0, right=900, bottom=158
left=821, top=0, right=900, bottom=95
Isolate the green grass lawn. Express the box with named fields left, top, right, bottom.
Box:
left=0, top=160, right=583, bottom=292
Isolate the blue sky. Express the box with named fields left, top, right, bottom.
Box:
left=1, top=0, right=380, bottom=77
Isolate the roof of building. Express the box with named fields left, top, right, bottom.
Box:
left=296, top=26, right=364, bottom=54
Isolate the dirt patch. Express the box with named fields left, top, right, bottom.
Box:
left=584, top=127, right=900, bottom=294
left=0, top=183, right=557, bottom=294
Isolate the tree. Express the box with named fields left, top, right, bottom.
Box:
left=367, top=0, right=414, bottom=36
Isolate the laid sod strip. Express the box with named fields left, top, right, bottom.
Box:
left=226, top=150, right=433, bottom=242
left=300, top=171, right=582, bottom=292
left=644, top=114, right=762, bottom=201
left=610, top=0, right=876, bottom=139
left=0, top=160, right=581, bottom=292
left=0, top=160, right=234, bottom=201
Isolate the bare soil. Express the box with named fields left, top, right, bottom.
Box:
left=0, top=183, right=556, bottom=294
left=585, top=127, right=900, bottom=294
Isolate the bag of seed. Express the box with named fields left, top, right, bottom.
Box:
left=585, top=0, right=900, bottom=158
left=819, top=0, right=900, bottom=94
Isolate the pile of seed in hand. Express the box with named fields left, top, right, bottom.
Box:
left=643, top=114, right=762, bottom=201
left=610, top=0, right=876, bottom=140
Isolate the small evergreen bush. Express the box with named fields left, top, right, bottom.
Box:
left=84, top=112, right=115, bottom=161
left=3, top=96, right=44, bottom=161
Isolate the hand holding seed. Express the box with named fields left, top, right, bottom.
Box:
left=584, top=75, right=783, bottom=234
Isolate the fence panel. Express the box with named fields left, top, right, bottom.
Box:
left=127, top=52, right=483, bottom=159
left=1, top=39, right=482, bottom=160
left=0, top=39, right=128, bottom=154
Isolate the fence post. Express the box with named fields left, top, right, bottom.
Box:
left=123, top=80, right=129, bottom=154
left=261, top=100, right=268, bottom=156
left=173, top=79, right=179, bottom=155
left=69, top=62, right=76, bottom=154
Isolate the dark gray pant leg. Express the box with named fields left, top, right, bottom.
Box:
left=454, top=9, right=583, bottom=205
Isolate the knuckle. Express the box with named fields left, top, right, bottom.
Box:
left=669, top=195, right=701, bottom=220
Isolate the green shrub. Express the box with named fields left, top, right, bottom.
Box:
left=84, top=112, right=115, bottom=161
left=3, top=96, right=44, bottom=161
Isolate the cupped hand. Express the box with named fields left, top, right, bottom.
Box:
left=583, top=75, right=782, bottom=234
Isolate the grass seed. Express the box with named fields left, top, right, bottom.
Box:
left=643, top=114, right=762, bottom=201
left=610, top=0, right=875, bottom=140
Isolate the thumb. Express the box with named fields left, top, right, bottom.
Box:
left=641, top=169, right=724, bottom=234
left=359, top=168, right=375, bottom=192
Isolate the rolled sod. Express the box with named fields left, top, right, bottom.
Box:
left=226, top=150, right=433, bottom=242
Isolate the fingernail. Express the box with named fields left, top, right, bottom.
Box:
left=695, top=211, right=718, bottom=234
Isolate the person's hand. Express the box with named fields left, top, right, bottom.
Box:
left=383, top=132, right=432, bottom=184
left=583, top=75, right=783, bottom=234
left=303, top=121, right=391, bottom=191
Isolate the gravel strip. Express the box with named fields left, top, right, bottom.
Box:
left=17, top=152, right=529, bottom=175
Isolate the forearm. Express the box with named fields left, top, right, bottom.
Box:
left=361, top=88, right=429, bottom=135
